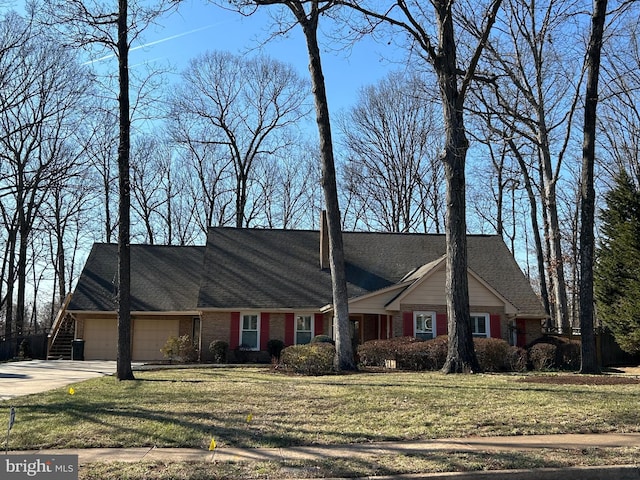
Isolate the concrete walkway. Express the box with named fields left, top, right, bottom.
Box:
left=9, top=433, right=640, bottom=479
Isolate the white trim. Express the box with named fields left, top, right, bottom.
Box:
left=414, top=311, right=436, bottom=340
left=240, top=312, right=261, bottom=351
left=470, top=312, right=490, bottom=338
left=294, top=314, right=314, bottom=345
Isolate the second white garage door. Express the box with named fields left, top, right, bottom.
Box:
left=132, top=318, right=180, bottom=361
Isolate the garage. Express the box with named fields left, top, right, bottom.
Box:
left=83, top=318, right=118, bottom=360
left=132, top=318, right=180, bottom=361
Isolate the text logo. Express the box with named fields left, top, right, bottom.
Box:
left=2, top=455, right=78, bottom=480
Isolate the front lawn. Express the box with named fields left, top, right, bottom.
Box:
left=4, top=367, right=640, bottom=450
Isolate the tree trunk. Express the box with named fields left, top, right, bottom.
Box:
left=3, top=227, right=16, bottom=339
left=509, top=139, right=552, bottom=320
left=436, top=1, right=480, bottom=374
left=580, top=0, right=607, bottom=374
left=301, top=14, right=355, bottom=371
left=116, top=0, right=134, bottom=381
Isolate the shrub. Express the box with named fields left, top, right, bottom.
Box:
left=396, top=336, right=448, bottom=371
left=506, top=346, right=528, bottom=372
left=557, top=339, right=581, bottom=370
left=280, top=343, right=335, bottom=375
left=161, top=335, right=198, bottom=363
left=528, top=343, right=557, bottom=371
left=474, top=337, right=510, bottom=372
left=209, top=340, right=228, bottom=364
left=267, top=339, right=285, bottom=362
left=526, top=336, right=581, bottom=371
left=357, top=337, right=416, bottom=367
left=310, top=335, right=334, bottom=344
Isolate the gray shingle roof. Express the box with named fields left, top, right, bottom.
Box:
left=198, top=228, right=546, bottom=316
left=68, top=244, right=205, bottom=312
left=69, top=228, right=545, bottom=317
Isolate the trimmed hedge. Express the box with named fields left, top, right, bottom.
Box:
left=526, top=336, right=581, bottom=371
left=357, top=336, right=417, bottom=367
left=280, top=342, right=336, bottom=375
left=358, top=336, right=527, bottom=372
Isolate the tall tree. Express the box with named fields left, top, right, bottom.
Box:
left=469, top=0, right=585, bottom=333
left=0, top=12, right=89, bottom=340
left=227, top=0, right=355, bottom=370
left=340, top=0, right=502, bottom=373
left=170, top=50, right=310, bottom=228
left=338, top=70, right=444, bottom=233
left=41, top=0, right=175, bottom=380
left=579, top=0, right=607, bottom=374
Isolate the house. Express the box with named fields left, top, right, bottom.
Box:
left=55, top=222, right=547, bottom=362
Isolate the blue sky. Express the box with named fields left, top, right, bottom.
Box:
left=87, top=0, right=403, bottom=116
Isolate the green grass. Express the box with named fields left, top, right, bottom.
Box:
left=6, top=367, right=640, bottom=479
left=4, top=367, right=640, bottom=450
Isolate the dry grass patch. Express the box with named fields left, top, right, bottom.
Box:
left=78, top=447, right=640, bottom=479
left=4, top=368, right=640, bottom=450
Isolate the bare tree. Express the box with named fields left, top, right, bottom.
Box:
left=0, top=12, right=90, bottom=340
left=338, top=70, right=444, bottom=233
left=469, top=0, right=588, bottom=333
left=579, top=0, right=608, bottom=374
left=339, top=0, right=503, bottom=373
left=225, top=0, right=356, bottom=370
left=40, top=0, right=176, bottom=380
left=170, top=109, right=236, bottom=234
left=255, top=141, right=321, bottom=229
left=83, top=103, right=119, bottom=243
left=170, top=50, right=310, bottom=228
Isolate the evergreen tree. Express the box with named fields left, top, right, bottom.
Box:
left=594, top=170, right=640, bottom=354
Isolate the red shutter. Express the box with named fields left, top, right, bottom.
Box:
left=489, top=314, right=501, bottom=339
left=284, top=313, right=295, bottom=345
left=516, top=319, right=527, bottom=347
left=388, top=315, right=393, bottom=338
left=402, top=311, right=413, bottom=337
left=436, top=314, right=448, bottom=337
left=260, top=313, right=270, bottom=351
left=230, top=312, right=240, bottom=349
left=314, top=313, right=324, bottom=336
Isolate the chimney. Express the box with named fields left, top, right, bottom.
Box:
left=320, top=210, right=329, bottom=270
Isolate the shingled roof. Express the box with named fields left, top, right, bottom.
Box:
left=198, top=227, right=545, bottom=316
left=68, top=228, right=545, bottom=317
left=68, top=244, right=205, bottom=312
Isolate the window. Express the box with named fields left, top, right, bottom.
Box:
left=470, top=313, right=489, bottom=337
left=295, top=315, right=313, bottom=344
left=241, top=313, right=260, bottom=350
left=414, top=311, right=435, bottom=340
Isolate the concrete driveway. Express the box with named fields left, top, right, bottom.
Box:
left=0, top=360, right=118, bottom=401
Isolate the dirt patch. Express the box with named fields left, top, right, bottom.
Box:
left=520, top=375, right=640, bottom=386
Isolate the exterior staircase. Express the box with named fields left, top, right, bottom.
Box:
left=47, top=294, right=74, bottom=360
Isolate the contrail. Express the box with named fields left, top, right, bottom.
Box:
left=83, top=24, right=217, bottom=65
left=131, top=24, right=215, bottom=52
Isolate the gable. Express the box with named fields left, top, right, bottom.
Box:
left=385, top=263, right=517, bottom=313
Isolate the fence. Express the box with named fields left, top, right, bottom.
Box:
left=0, top=334, right=48, bottom=361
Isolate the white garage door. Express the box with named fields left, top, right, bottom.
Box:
left=132, top=319, right=180, bottom=361
left=84, top=318, right=118, bottom=360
